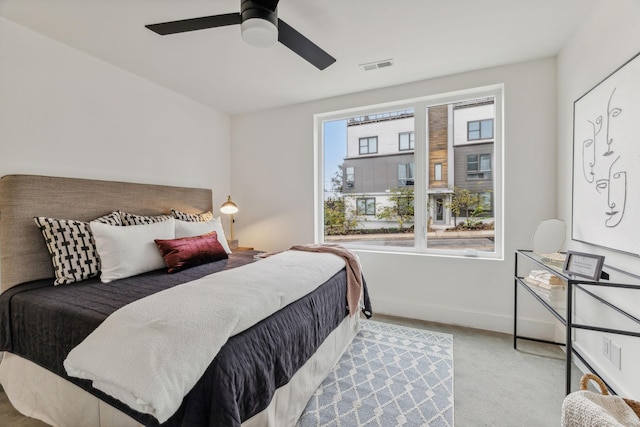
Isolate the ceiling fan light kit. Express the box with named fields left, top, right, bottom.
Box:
left=145, top=0, right=335, bottom=70
left=241, top=0, right=278, bottom=48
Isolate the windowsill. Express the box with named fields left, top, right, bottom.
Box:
left=349, top=245, right=503, bottom=261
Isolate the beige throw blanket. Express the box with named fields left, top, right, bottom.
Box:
left=64, top=250, right=345, bottom=423
left=290, top=243, right=363, bottom=316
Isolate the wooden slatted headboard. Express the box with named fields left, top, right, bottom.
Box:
left=0, top=175, right=213, bottom=292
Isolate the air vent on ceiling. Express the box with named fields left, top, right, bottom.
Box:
left=360, top=59, right=393, bottom=71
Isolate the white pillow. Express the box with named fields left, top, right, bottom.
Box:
left=90, top=219, right=175, bottom=283
left=174, top=218, right=232, bottom=254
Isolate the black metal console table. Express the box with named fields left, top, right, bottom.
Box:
left=514, top=249, right=640, bottom=395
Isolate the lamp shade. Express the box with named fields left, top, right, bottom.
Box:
left=220, top=195, right=239, bottom=214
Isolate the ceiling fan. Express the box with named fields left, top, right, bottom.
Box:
left=145, top=0, right=336, bottom=70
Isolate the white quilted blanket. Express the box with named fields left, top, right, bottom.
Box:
left=64, top=250, right=345, bottom=423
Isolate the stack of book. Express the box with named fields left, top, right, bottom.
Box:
left=523, top=270, right=566, bottom=309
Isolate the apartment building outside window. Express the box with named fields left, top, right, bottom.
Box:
left=317, top=85, right=502, bottom=258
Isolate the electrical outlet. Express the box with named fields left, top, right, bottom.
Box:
left=602, top=336, right=611, bottom=359
left=611, top=341, right=622, bottom=370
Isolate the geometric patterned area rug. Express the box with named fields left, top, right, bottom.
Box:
left=297, top=320, right=454, bottom=427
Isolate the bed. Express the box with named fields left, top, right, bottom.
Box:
left=0, top=174, right=371, bottom=427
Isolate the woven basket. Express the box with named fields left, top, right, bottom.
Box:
left=581, top=373, right=640, bottom=418
left=561, top=373, right=640, bottom=427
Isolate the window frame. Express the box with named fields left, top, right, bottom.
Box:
left=434, top=163, right=442, bottom=181
left=466, top=153, right=492, bottom=180
left=398, top=131, right=415, bottom=151
left=398, top=162, right=415, bottom=187
left=345, top=166, right=355, bottom=188
left=356, top=197, right=376, bottom=215
left=467, top=119, right=494, bottom=141
left=314, top=84, right=504, bottom=260
left=359, top=136, right=378, bottom=155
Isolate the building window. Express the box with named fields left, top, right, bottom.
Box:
left=356, top=198, right=376, bottom=215
left=434, top=163, right=442, bottom=181
left=468, top=119, right=493, bottom=141
left=345, top=166, right=355, bottom=188
left=478, top=192, right=492, bottom=211
left=399, top=132, right=415, bottom=151
left=359, top=136, right=378, bottom=154
left=467, top=153, right=491, bottom=179
left=398, top=163, right=415, bottom=186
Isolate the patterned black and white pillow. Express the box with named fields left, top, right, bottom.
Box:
left=119, top=211, right=173, bottom=226
left=93, top=211, right=122, bottom=226
left=34, top=217, right=101, bottom=285
left=171, top=209, right=214, bottom=222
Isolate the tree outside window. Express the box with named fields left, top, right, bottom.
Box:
left=376, top=187, right=414, bottom=230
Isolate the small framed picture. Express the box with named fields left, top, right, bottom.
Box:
left=562, top=250, right=605, bottom=281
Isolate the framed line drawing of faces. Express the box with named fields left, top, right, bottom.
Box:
left=572, top=51, right=640, bottom=257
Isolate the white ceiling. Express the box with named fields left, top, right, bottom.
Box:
left=0, top=0, right=598, bottom=115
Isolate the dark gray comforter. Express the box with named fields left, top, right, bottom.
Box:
left=0, top=252, right=371, bottom=426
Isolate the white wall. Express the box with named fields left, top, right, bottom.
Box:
left=232, top=57, right=558, bottom=336
left=0, top=18, right=232, bottom=281
left=557, top=0, right=640, bottom=398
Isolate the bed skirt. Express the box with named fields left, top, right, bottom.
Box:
left=0, top=315, right=359, bottom=427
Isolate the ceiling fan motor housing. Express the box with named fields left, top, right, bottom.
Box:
left=241, top=0, right=278, bottom=26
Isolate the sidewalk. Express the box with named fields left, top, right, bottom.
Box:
left=327, top=229, right=494, bottom=242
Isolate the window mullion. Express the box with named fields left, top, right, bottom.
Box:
left=413, top=101, right=428, bottom=253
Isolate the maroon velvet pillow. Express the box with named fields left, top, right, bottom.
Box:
left=154, top=231, right=228, bottom=273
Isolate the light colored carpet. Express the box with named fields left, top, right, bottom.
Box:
left=298, top=320, right=454, bottom=427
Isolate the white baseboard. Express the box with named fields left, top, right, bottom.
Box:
left=372, top=295, right=557, bottom=339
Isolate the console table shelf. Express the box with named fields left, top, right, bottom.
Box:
left=514, top=249, right=640, bottom=395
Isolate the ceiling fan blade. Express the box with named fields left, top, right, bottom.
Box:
left=146, top=13, right=241, bottom=35
left=277, top=19, right=336, bottom=70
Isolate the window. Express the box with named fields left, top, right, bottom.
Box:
left=345, top=166, right=355, bottom=188
left=398, top=163, right=415, bottom=186
left=467, top=153, right=491, bottom=179
left=399, top=132, right=414, bottom=151
left=478, top=192, right=492, bottom=211
left=468, top=119, right=493, bottom=140
left=356, top=198, right=376, bottom=215
left=317, top=86, right=502, bottom=258
left=359, top=137, right=378, bottom=154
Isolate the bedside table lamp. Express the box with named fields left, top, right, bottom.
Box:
left=220, top=195, right=239, bottom=250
